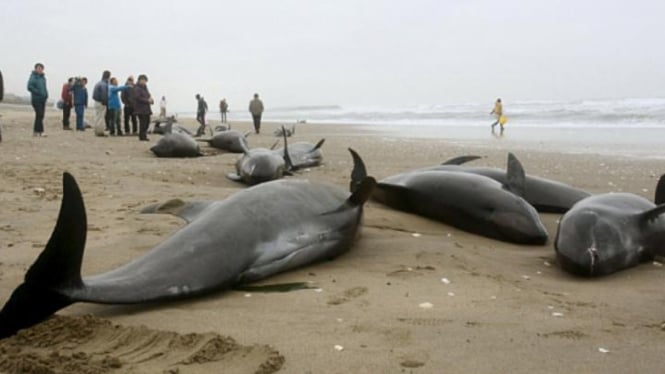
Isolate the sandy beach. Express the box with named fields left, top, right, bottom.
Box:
left=0, top=104, right=664, bottom=373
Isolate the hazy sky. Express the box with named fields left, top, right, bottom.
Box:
left=1, top=0, right=664, bottom=112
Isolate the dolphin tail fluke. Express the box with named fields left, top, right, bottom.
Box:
left=0, top=172, right=86, bottom=339
left=655, top=174, right=665, bottom=205
left=348, top=148, right=368, bottom=192
left=441, top=155, right=483, bottom=165
left=505, top=153, right=526, bottom=197
left=347, top=177, right=376, bottom=206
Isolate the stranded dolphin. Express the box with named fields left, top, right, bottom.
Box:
left=554, top=175, right=665, bottom=276
left=422, top=155, right=591, bottom=213
left=198, top=123, right=251, bottom=153
left=0, top=151, right=376, bottom=339
left=150, top=121, right=202, bottom=158
left=273, top=139, right=325, bottom=169
left=367, top=152, right=548, bottom=244
left=226, top=126, right=294, bottom=185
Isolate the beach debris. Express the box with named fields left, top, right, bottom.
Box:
left=334, top=345, right=344, bottom=352
left=490, top=295, right=497, bottom=300
left=536, top=271, right=542, bottom=275
left=441, top=277, right=451, bottom=284
left=544, top=261, right=551, bottom=267
left=419, top=302, right=434, bottom=309
left=653, top=261, right=663, bottom=267
left=32, top=187, right=46, bottom=197
left=552, top=312, right=564, bottom=317
left=313, top=288, right=323, bottom=293
left=447, top=292, right=455, bottom=297
left=411, top=232, right=421, bottom=237
left=598, top=347, right=610, bottom=354
left=642, top=188, right=649, bottom=193
left=244, top=293, right=252, bottom=298
left=547, top=306, right=555, bottom=310
left=336, top=318, right=343, bottom=323
left=521, top=275, right=530, bottom=280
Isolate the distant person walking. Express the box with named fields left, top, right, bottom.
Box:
left=133, top=74, right=153, bottom=141
left=195, top=94, right=208, bottom=136
left=159, top=95, right=167, bottom=118
left=92, top=70, right=111, bottom=136
left=72, top=77, right=88, bottom=131
left=490, top=98, right=505, bottom=134
left=248, top=93, right=264, bottom=134
left=60, top=77, right=74, bottom=130
left=108, top=77, right=130, bottom=136
left=27, top=63, right=48, bottom=137
left=121, top=76, right=137, bottom=135
left=0, top=70, right=4, bottom=142
left=219, top=98, right=229, bottom=123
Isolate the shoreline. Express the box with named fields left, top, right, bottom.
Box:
left=0, top=106, right=664, bottom=373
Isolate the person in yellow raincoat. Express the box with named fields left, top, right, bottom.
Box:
left=490, top=98, right=507, bottom=134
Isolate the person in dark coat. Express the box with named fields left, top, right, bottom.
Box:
left=121, top=76, right=137, bottom=135
left=27, top=63, right=48, bottom=136
left=72, top=77, right=88, bottom=131
left=133, top=74, right=154, bottom=141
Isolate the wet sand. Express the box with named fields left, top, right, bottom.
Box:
left=0, top=105, right=664, bottom=373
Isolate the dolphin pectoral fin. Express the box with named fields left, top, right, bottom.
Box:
left=0, top=172, right=86, bottom=339
left=311, top=138, right=326, bottom=152
left=348, top=148, right=368, bottom=192
left=140, top=199, right=214, bottom=223
left=655, top=174, right=665, bottom=205
left=441, top=155, right=483, bottom=165
left=504, top=153, right=526, bottom=197
left=226, top=172, right=243, bottom=182
left=281, top=126, right=295, bottom=171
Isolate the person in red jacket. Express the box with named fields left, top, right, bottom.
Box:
left=61, top=78, right=74, bottom=130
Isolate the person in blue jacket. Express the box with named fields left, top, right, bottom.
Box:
left=107, top=77, right=129, bottom=136
left=72, top=77, right=89, bottom=131
left=27, top=63, right=49, bottom=136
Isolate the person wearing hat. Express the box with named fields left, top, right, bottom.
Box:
left=133, top=74, right=154, bottom=141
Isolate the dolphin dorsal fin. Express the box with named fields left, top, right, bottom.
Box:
left=347, top=177, right=376, bottom=206
left=348, top=148, right=368, bottom=192
left=164, top=121, right=174, bottom=135
left=310, top=138, right=325, bottom=152
left=140, top=199, right=214, bottom=223
left=655, top=174, right=665, bottom=205
left=441, top=155, right=483, bottom=165
left=641, top=204, right=665, bottom=224
left=281, top=125, right=295, bottom=170
left=504, top=153, right=526, bottom=197
left=25, top=173, right=86, bottom=285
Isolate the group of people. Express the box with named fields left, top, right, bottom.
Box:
left=27, top=64, right=154, bottom=141
left=193, top=93, right=264, bottom=136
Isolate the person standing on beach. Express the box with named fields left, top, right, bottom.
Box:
left=195, top=94, right=208, bottom=136
left=159, top=96, right=167, bottom=118
left=92, top=70, right=111, bottom=136
left=27, top=63, right=48, bottom=137
left=219, top=98, right=229, bottom=123
left=133, top=74, right=153, bottom=141
left=72, top=77, right=88, bottom=131
left=60, top=77, right=74, bottom=130
left=121, top=76, right=137, bottom=135
left=490, top=98, right=504, bottom=133
left=107, top=77, right=129, bottom=136
left=248, top=93, right=264, bottom=134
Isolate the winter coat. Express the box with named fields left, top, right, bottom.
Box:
left=133, top=83, right=152, bottom=115
left=27, top=71, right=48, bottom=101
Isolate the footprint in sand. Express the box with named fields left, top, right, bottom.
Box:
left=327, top=286, right=368, bottom=305
left=0, top=315, right=284, bottom=374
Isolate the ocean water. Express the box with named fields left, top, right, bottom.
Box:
left=266, top=98, right=665, bottom=129
left=263, top=98, right=665, bottom=158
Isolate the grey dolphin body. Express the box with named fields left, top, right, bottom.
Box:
left=554, top=175, right=665, bottom=276
left=226, top=127, right=294, bottom=185
left=199, top=130, right=250, bottom=153
left=150, top=122, right=202, bottom=158
left=274, top=139, right=325, bottom=169
left=368, top=152, right=548, bottom=244
left=423, top=156, right=590, bottom=213
left=0, top=153, right=377, bottom=338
